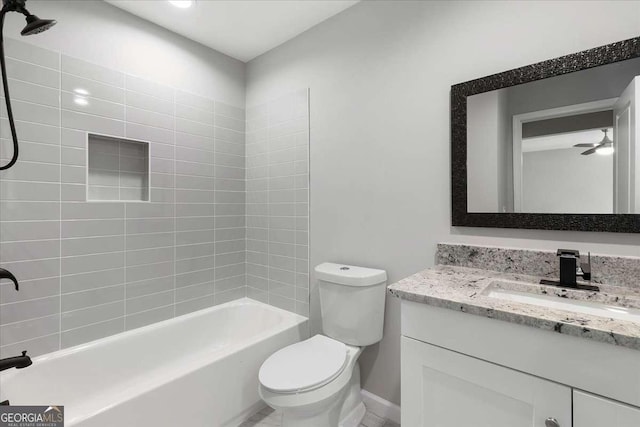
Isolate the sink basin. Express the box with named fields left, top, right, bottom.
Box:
left=485, top=281, right=640, bottom=324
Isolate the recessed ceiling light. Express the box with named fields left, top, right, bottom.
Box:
left=168, top=0, right=193, bottom=8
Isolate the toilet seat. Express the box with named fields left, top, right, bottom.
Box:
left=259, top=335, right=348, bottom=394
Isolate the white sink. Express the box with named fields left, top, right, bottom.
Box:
left=487, top=287, right=640, bottom=324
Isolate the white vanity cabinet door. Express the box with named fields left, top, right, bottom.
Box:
left=402, top=336, right=572, bottom=427
left=574, top=390, right=640, bottom=427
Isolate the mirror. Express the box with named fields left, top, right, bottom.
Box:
left=467, top=57, right=640, bottom=214
left=451, top=37, right=640, bottom=232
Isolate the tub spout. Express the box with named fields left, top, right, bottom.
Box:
left=0, top=351, right=32, bottom=372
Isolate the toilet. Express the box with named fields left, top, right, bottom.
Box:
left=258, top=263, right=387, bottom=427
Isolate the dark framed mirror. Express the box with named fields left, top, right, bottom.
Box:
left=451, top=37, right=640, bottom=233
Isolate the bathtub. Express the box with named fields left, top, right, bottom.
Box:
left=0, top=298, right=308, bottom=427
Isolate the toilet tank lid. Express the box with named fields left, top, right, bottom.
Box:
left=314, top=263, right=387, bottom=287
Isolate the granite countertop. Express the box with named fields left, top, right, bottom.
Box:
left=388, top=265, right=640, bottom=351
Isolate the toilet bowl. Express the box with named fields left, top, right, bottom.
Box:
left=257, top=263, right=388, bottom=427
left=258, top=334, right=365, bottom=427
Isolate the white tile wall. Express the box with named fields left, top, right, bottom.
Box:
left=246, top=89, right=310, bottom=316
left=0, top=38, right=249, bottom=357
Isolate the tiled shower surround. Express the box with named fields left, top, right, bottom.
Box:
left=245, top=90, right=310, bottom=316
left=0, top=38, right=310, bottom=358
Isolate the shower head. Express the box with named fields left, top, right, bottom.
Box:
left=21, top=14, right=56, bottom=35
left=1, top=0, right=56, bottom=36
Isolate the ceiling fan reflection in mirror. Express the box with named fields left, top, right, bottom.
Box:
left=574, top=128, right=614, bottom=156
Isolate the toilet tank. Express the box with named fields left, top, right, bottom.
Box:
left=315, top=263, right=387, bottom=346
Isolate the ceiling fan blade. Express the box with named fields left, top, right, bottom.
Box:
left=575, top=129, right=613, bottom=149
left=581, top=147, right=598, bottom=155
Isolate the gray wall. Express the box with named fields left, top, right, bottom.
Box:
left=0, top=38, right=247, bottom=357
left=246, top=0, right=640, bottom=406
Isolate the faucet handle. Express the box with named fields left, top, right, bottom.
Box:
left=21, top=351, right=27, bottom=357
left=579, top=252, right=592, bottom=281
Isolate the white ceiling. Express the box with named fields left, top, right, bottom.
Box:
left=105, top=0, right=359, bottom=62
left=522, top=128, right=611, bottom=153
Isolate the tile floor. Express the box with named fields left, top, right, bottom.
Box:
left=239, top=405, right=400, bottom=427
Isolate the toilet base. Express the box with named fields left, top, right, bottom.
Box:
left=337, top=361, right=365, bottom=427
left=277, top=363, right=364, bottom=427
left=260, top=348, right=366, bottom=427
left=338, top=401, right=366, bottom=427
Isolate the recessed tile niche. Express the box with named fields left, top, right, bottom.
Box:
left=87, top=133, right=150, bottom=202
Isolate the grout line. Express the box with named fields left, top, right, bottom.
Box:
left=211, top=100, right=217, bottom=306
left=59, top=315, right=122, bottom=335
left=58, top=282, right=124, bottom=298
left=124, top=288, right=173, bottom=305
left=7, top=47, right=244, bottom=117
left=1, top=331, right=60, bottom=350
left=304, top=88, right=311, bottom=314
left=0, top=214, right=245, bottom=223
left=266, top=104, right=271, bottom=307
left=123, top=78, right=128, bottom=329
left=124, top=194, right=128, bottom=331
left=175, top=157, right=245, bottom=169
left=0, top=293, right=60, bottom=310
left=61, top=298, right=124, bottom=317
left=0, top=77, right=60, bottom=96
left=125, top=301, right=175, bottom=320
left=4, top=50, right=59, bottom=71
left=122, top=82, right=129, bottom=322
left=0, top=157, right=64, bottom=169
left=58, top=51, right=62, bottom=352
left=173, top=87, right=177, bottom=318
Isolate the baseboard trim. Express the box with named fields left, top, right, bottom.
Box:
left=361, top=390, right=401, bottom=424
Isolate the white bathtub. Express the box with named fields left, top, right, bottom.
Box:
left=0, top=298, right=307, bottom=427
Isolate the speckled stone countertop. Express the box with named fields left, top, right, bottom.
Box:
left=388, top=265, right=640, bottom=351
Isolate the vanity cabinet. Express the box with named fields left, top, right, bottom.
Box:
left=402, top=336, right=640, bottom=427
left=574, top=391, right=640, bottom=427
left=402, top=336, right=571, bottom=427
left=400, top=300, right=640, bottom=426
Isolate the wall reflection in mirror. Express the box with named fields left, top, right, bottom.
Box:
left=467, top=56, right=640, bottom=214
